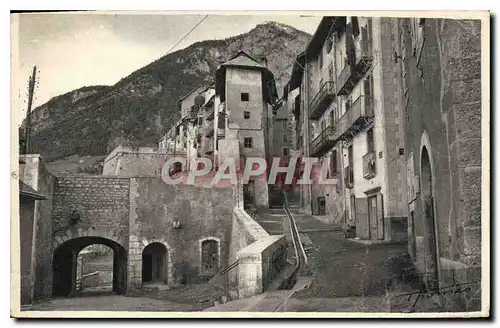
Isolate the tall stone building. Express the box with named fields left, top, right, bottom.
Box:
left=286, top=16, right=408, bottom=242
left=214, top=51, right=279, bottom=209
left=397, top=17, right=482, bottom=311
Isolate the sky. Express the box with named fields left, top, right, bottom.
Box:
left=13, top=13, right=322, bottom=122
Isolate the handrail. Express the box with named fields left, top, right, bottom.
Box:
left=283, top=191, right=308, bottom=272
left=216, top=260, right=239, bottom=277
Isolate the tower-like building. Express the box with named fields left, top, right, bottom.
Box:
left=215, top=51, right=279, bottom=209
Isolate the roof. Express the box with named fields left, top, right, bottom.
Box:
left=284, top=17, right=346, bottom=92
left=177, top=84, right=206, bottom=102
left=216, top=51, right=278, bottom=105
left=220, top=51, right=265, bottom=69
left=19, top=180, right=47, bottom=200
left=305, top=17, right=345, bottom=61
left=286, top=52, right=306, bottom=94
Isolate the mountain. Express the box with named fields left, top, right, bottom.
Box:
left=26, top=21, right=311, bottom=161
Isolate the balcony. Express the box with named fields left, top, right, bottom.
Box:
left=362, top=151, right=376, bottom=179
left=336, top=53, right=373, bottom=97
left=309, top=81, right=336, bottom=120
left=310, top=124, right=337, bottom=158
left=205, top=123, right=214, bottom=138
left=335, top=95, right=374, bottom=141
left=344, top=165, right=354, bottom=189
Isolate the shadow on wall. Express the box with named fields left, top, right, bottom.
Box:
left=174, top=261, right=204, bottom=285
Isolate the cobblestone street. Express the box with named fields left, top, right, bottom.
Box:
left=21, top=284, right=224, bottom=312
left=22, top=294, right=196, bottom=312
left=294, top=230, right=409, bottom=299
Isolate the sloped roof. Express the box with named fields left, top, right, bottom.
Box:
left=216, top=50, right=278, bottom=105
left=19, top=180, right=46, bottom=200
left=178, top=84, right=206, bottom=102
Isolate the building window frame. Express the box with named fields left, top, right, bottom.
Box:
left=283, top=147, right=289, bottom=156
left=244, top=137, right=253, bottom=148
left=244, top=111, right=250, bottom=119
left=241, top=92, right=250, bottom=102
left=199, top=237, right=221, bottom=275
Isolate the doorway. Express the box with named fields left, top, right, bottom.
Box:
left=142, top=243, right=168, bottom=285
left=420, top=146, right=439, bottom=291
left=368, top=195, right=378, bottom=239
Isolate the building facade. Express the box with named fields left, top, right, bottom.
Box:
left=287, top=17, right=408, bottom=242
left=214, top=51, right=279, bottom=209
left=397, top=17, right=482, bottom=311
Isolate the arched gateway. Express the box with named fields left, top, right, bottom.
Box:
left=52, top=228, right=128, bottom=296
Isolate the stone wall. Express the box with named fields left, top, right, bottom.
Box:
left=400, top=18, right=482, bottom=311
left=228, top=206, right=270, bottom=284
left=19, top=155, right=56, bottom=302
left=237, top=235, right=287, bottom=299
left=52, top=174, right=130, bottom=249
left=19, top=196, right=35, bottom=304
left=127, top=178, right=234, bottom=289
left=102, top=146, right=168, bottom=177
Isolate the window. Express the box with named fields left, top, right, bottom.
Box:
left=283, top=133, right=288, bottom=143
left=244, top=111, right=250, bottom=119
left=346, top=98, right=353, bottom=111
left=201, top=239, right=219, bottom=274
left=367, top=128, right=374, bottom=152
left=363, top=74, right=374, bottom=108
left=348, top=144, right=354, bottom=167
left=331, top=150, right=339, bottom=174
left=283, top=148, right=289, bottom=156
left=244, top=137, right=253, bottom=148
left=241, top=93, right=249, bottom=102
left=197, top=117, right=203, bottom=126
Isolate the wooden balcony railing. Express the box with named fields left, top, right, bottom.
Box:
left=310, top=123, right=337, bottom=158
left=335, top=95, right=374, bottom=141
left=336, top=52, right=373, bottom=97
left=309, top=81, right=336, bottom=120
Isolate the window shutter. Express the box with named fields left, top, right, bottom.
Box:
left=361, top=27, right=368, bottom=54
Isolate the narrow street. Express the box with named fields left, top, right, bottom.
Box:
left=249, top=207, right=435, bottom=312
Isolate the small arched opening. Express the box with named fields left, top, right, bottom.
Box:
left=52, top=237, right=127, bottom=297
left=142, top=242, right=168, bottom=285
left=420, top=146, right=439, bottom=291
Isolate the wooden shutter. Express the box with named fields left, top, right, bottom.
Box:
left=363, top=75, right=373, bottom=112
left=361, top=27, right=368, bottom=54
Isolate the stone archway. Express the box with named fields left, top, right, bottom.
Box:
left=142, top=243, right=168, bottom=285
left=52, top=236, right=127, bottom=297
left=420, top=145, right=439, bottom=291
left=138, top=239, right=174, bottom=287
